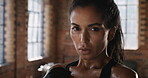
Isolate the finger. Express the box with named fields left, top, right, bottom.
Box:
left=50, top=64, right=65, bottom=70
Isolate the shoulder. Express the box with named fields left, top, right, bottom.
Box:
left=112, top=64, right=138, bottom=78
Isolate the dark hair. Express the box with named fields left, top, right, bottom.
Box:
left=69, top=0, right=124, bottom=63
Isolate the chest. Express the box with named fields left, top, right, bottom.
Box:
left=70, top=68, right=117, bottom=78
left=70, top=68, right=101, bottom=78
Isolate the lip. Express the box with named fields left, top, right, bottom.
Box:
left=78, top=48, right=91, bottom=55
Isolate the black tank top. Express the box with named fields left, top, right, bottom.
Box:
left=65, top=59, right=117, bottom=78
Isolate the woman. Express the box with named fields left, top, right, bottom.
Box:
left=44, top=0, right=138, bottom=78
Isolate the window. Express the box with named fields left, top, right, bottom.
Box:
left=115, top=0, right=139, bottom=50
left=0, top=0, right=5, bottom=64
left=28, top=0, right=44, bottom=61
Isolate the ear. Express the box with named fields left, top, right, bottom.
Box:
left=108, top=27, right=116, bottom=41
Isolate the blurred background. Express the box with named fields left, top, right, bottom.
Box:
left=0, top=0, right=147, bottom=78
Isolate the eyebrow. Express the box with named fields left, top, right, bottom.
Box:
left=71, top=23, right=80, bottom=26
left=71, top=23, right=103, bottom=27
left=88, top=23, right=103, bottom=27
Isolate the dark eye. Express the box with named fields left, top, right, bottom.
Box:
left=72, top=26, right=80, bottom=31
left=91, top=27, right=100, bottom=31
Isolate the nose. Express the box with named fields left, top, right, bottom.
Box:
left=80, top=29, right=90, bottom=44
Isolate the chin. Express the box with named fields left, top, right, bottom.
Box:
left=80, top=55, right=94, bottom=60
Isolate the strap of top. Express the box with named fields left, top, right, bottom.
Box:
left=65, top=60, right=79, bottom=71
left=65, top=59, right=117, bottom=78
left=100, top=59, right=117, bottom=78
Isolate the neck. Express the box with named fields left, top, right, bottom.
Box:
left=78, top=52, right=111, bottom=69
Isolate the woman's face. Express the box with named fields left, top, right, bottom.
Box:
left=70, top=6, right=110, bottom=60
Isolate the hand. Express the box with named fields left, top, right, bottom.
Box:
left=50, top=63, right=65, bottom=70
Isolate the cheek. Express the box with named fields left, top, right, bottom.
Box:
left=91, top=32, right=109, bottom=49
left=70, top=31, right=79, bottom=48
